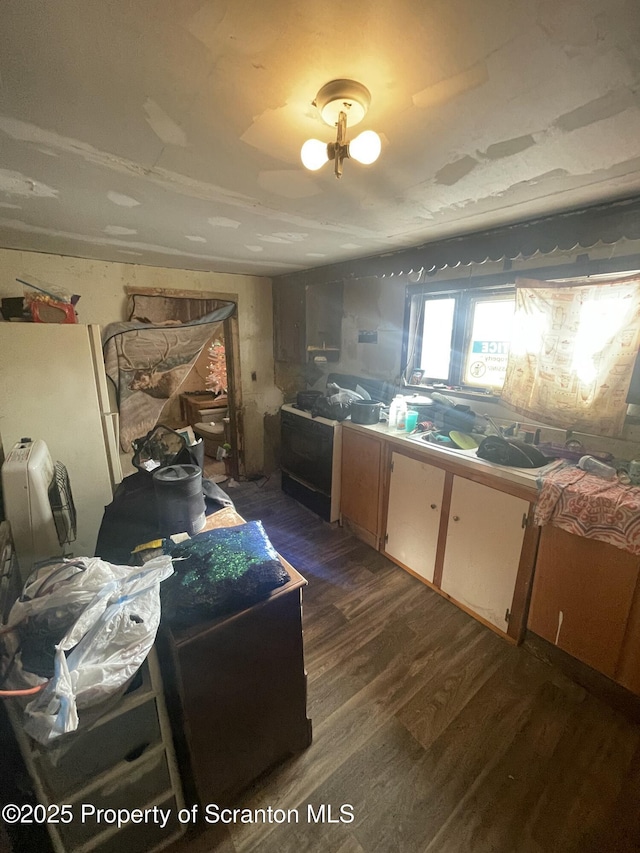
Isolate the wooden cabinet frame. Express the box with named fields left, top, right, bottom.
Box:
left=378, top=443, right=540, bottom=643
left=528, top=524, right=640, bottom=694
left=339, top=430, right=387, bottom=549
left=340, top=423, right=640, bottom=697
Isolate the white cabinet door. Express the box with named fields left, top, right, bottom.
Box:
left=384, top=452, right=445, bottom=583
left=440, top=476, right=528, bottom=631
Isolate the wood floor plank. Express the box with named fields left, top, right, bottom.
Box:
left=229, top=614, right=494, bottom=851
left=305, top=582, right=428, bottom=683
left=333, top=836, right=367, bottom=853
left=526, top=697, right=640, bottom=852
left=164, top=475, right=640, bottom=853
left=301, top=600, right=349, bottom=650
left=580, top=739, right=640, bottom=853
left=283, top=718, right=435, bottom=853
left=307, top=615, right=418, bottom=724
left=423, top=679, right=580, bottom=852
left=395, top=625, right=507, bottom=750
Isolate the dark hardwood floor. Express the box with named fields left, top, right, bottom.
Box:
left=167, top=473, right=640, bottom=853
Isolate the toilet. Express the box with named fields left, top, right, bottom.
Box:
left=193, top=409, right=229, bottom=458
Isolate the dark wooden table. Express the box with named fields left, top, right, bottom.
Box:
left=157, top=507, right=312, bottom=808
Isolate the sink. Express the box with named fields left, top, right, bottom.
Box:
left=402, top=432, right=546, bottom=480
left=405, top=433, right=479, bottom=456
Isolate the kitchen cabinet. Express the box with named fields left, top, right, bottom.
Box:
left=160, top=578, right=312, bottom=808
left=384, top=452, right=446, bottom=583
left=305, top=281, right=343, bottom=362
left=340, top=429, right=385, bottom=549
left=273, top=280, right=306, bottom=362
left=341, top=423, right=539, bottom=640
left=380, top=445, right=537, bottom=639
left=528, top=524, right=640, bottom=689
left=273, top=280, right=343, bottom=364
left=440, top=477, right=530, bottom=633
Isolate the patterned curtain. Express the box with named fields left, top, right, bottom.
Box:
left=501, top=275, right=640, bottom=437
left=104, top=290, right=236, bottom=451
left=105, top=324, right=220, bottom=451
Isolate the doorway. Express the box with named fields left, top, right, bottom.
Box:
left=163, top=328, right=231, bottom=482
left=123, top=287, right=242, bottom=480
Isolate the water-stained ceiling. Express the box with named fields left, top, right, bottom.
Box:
left=1, top=0, right=639, bottom=277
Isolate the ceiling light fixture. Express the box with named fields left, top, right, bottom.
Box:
left=301, top=79, right=382, bottom=179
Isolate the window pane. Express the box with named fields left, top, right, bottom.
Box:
left=463, top=297, right=515, bottom=388
left=420, top=298, right=455, bottom=380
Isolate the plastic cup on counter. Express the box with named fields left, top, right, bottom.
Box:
left=405, top=410, right=419, bottom=432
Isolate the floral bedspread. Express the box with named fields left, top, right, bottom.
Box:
left=534, top=461, right=640, bottom=555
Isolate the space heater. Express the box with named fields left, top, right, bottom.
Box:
left=1, top=438, right=77, bottom=583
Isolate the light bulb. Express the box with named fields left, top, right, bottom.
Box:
left=301, top=139, right=329, bottom=171
left=348, top=130, right=381, bottom=165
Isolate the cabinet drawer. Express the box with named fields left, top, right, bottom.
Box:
left=34, top=699, right=161, bottom=797
left=58, top=747, right=172, bottom=848
left=88, top=795, right=182, bottom=853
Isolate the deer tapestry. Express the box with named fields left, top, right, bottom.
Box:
left=103, top=306, right=234, bottom=452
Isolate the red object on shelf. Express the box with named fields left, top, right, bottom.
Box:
left=29, top=300, right=77, bottom=324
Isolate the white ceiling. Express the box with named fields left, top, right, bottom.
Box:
left=1, top=0, right=640, bottom=278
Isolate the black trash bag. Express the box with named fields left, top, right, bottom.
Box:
left=476, top=435, right=549, bottom=468
left=95, top=471, right=234, bottom=565
left=311, top=395, right=351, bottom=421
left=161, top=521, right=289, bottom=627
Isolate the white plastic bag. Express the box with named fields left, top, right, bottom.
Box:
left=326, top=382, right=364, bottom=403
left=5, top=555, right=173, bottom=745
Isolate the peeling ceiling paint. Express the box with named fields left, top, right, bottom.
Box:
left=0, top=0, right=639, bottom=276
left=143, top=98, right=189, bottom=147
left=0, top=169, right=58, bottom=198
left=107, top=191, right=140, bottom=208
left=104, top=225, right=138, bottom=235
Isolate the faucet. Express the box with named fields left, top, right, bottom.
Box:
left=483, top=414, right=502, bottom=436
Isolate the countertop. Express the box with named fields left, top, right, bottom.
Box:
left=342, top=419, right=555, bottom=498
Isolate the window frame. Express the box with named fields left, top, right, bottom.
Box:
left=461, top=290, right=517, bottom=390
left=406, top=283, right=515, bottom=393
left=401, top=254, right=640, bottom=405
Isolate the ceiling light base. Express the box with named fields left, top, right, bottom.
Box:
left=314, top=79, right=371, bottom=127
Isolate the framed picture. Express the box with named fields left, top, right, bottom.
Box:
left=409, top=369, right=424, bottom=385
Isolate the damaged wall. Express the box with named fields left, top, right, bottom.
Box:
left=0, top=248, right=280, bottom=476
left=301, top=237, right=640, bottom=392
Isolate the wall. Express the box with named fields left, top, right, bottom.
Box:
left=0, top=249, right=280, bottom=476
left=310, top=241, right=640, bottom=391
left=306, top=276, right=406, bottom=392
left=303, top=240, right=640, bottom=458
left=336, top=276, right=406, bottom=381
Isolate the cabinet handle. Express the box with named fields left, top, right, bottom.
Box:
left=452, top=515, right=460, bottom=521
left=430, top=503, right=437, bottom=509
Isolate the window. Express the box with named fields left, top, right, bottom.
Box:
left=408, top=286, right=515, bottom=392
left=463, top=295, right=515, bottom=389
left=419, top=296, right=456, bottom=381
left=404, top=269, right=640, bottom=437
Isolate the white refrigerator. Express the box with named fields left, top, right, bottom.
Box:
left=0, top=323, right=122, bottom=562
